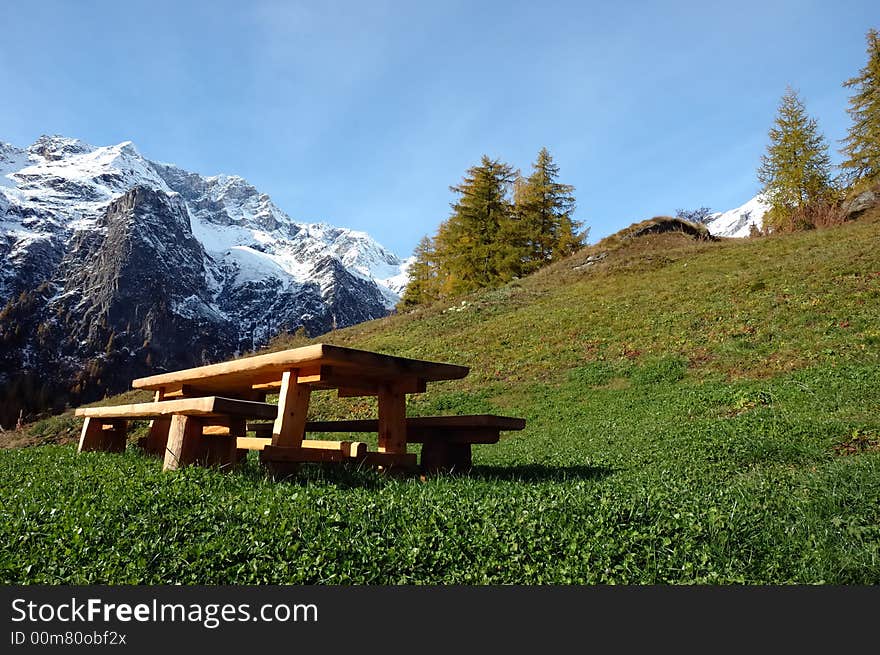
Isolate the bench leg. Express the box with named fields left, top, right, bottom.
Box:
left=104, top=419, right=128, bottom=453
left=420, top=441, right=472, bottom=473
left=78, top=418, right=127, bottom=454
left=447, top=443, right=472, bottom=470
left=163, top=415, right=204, bottom=471
left=377, top=383, right=407, bottom=454
left=78, top=417, right=104, bottom=453
left=142, top=417, right=171, bottom=458
left=201, top=418, right=245, bottom=470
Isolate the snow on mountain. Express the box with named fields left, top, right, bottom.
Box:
left=704, top=195, right=769, bottom=238
left=0, top=135, right=413, bottom=418
left=148, top=160, right=408, bottom=307
left=0, top=135, right=409, bottom=307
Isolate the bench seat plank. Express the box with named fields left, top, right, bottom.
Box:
left=305, top=415, right=526, bottom=432
left=249, top=415, right=525, bottom=445
left=247, top=414, right=526, bottom=472
left=75, top=396, right=278, bottom=420
left=236, top=437, right=366, bottom=458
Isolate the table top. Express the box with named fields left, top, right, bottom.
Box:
left=131, top=343, right=469, bottom=396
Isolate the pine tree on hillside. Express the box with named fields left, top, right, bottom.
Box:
left=398, top=152, right=585, bottom=308
left=434, top=156, right=517, bottom=295
left=841, top=28, right=880, bottom=187
left=510, top=148, right=584, bottom=276
left=398, top=235, right=439, bottom=308
left=757, top=87, right=833, bottom=230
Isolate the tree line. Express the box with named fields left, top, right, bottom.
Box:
left=400, top=148, right=587, bottom=308
left=756, top=28, right=879, bottom=232
left=401, top=28, right=879, bottom=306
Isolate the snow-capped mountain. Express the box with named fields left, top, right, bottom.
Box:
left=0, top=135, right=411, bottom=421
left=704, top=195, right=769, bottom=238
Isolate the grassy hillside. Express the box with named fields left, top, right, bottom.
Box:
left=2, top=213, right=879, bottom=584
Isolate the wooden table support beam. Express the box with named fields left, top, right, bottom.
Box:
left=272, top=369, right=311, bottom=448
left=377, top=382, right=407, bottom=454
left=163, top=414, right=204, bottom=471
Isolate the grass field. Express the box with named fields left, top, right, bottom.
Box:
left=2, top=213, right=879, bottom=584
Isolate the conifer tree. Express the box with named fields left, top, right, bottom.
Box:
left=398, top=236, right=439, bottom=308
left=757, top=88, right=833, bottom=229
left=398, top=152, right=585, bottom=308
left=841, top=29, right=880, bottom=187
left=511, top=148, right=584, bottom=275
left=434, top=156, right=517, bottom=295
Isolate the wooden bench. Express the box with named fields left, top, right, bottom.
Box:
left=245, top=415, right=526, bottom=471
left=75, top=396, right=279, bottom=471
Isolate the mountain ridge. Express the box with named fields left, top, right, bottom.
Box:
left=0, top=134, right=411, bottom=423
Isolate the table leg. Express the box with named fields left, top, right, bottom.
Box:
left=271, top=369, right=311, bottom=448
left=378, top=382, right=407, bottom=454
left=163, top=414, right=204, bottom=471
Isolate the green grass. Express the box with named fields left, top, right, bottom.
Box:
left=2, top=214, right=879, bottom=584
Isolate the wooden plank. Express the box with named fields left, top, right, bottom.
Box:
left=143, top=390, right=168, bottom=457
left=301, top=415, right=524, bottom=432
left=144, top=417, right=171, bottom=457
left=421, top=442, right=473, bottom=472
left=201, top=434, right=237, bottom=468
left=236, top=437, right=366, bottom=457
left=247, top=422, right=273, bottom=437
left=251, top=366, right=322, bottom=390
left=377, top=383, right=407, bottom=454
left=229, top=418, right=247, bottom=438
left=106, top=419, right=128, bottom=453
left=271, top=370, right=311, bottom=448
left=337, top=378, right=426, bottom=397
left=258, top=370, right=425, bottom=397
left=201, top=417, right=245, bottom=469
left=163, top=415, right=204, bottom=471
left=161, top=384, right=266, bottom=401
left=131, top=343, right=469, bottom=392
left=75, top=395, right=207, bottom=418
left=161, top=385, right=216, bottom=399
left=318, top=345, right=468, bottom=381
left=78, top=418, right=127, bottom=453
left=248, top=415, right=522, bottom=444
left=78, top=417, right=105, bottom=452
left=342, top=441, right=367, bottom=458
left=75, top=396, right=278, bottom=420
left=406, top=427, right=501, bottom=444
left=260, top=445, right=351, bottom=464
left=409, top=415, right=525, bottom=430
left=236, top=436, right=271, bottom=451
left=292, top=421, right=500, bottom=444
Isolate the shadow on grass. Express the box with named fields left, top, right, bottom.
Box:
left=234, top=457, right=614, bottom=489
left=468, top=463, right=615, bottom=483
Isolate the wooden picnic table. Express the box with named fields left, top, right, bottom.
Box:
left=130, top=343, right=470, bottom=470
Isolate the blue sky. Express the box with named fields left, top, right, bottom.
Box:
left=1, top=1, right=876, bottom=255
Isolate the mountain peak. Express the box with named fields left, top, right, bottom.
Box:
left=705, top=195, right=769, bottom=238
left=28, top=134, right=95, bottom=159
